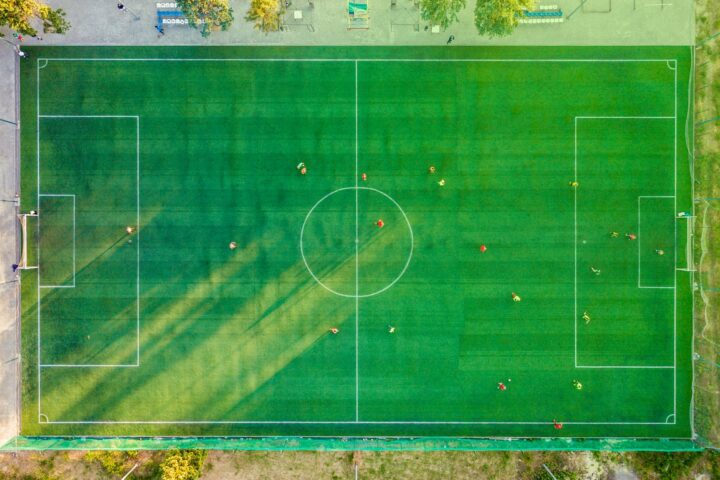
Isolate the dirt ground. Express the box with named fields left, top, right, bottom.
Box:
left=694, top=0, right=720, bottom=452
left=1, top=449, right=720, bottom=480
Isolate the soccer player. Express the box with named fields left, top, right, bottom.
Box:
left=511, top=292, right=522, bottom=302
left=480, top=244, right=487, bottom=253
left=553, top=419, right=563, bottom=430
left=296, top=162, right=307, bottom=175
left=126, top=226, right=135, bottom=234
left=361, top=173, right=367, bottom=181
left=626, top=233, right=637, bottom=240
left=590, top=267, right=601, bottom=276
left=582, top=311, right=591, bottom=324
left=388, top=325, right=396, bottom=333
left=428, top=165, right=436, bottom=174
left=377, top=219, right=384, bottom=228
left=569, top=181, right=579, bottom=188
left=498, top=382, right=507, bottom=391
left=330, top=327, right=339, bottom=334
left=656, top=249, right=665, bottom=256
left=438, top=179, right=446, bottom=187
left=572, top=379, right=583, bottom=390
left=229, top=241, right=238, bottom=250
left=610, top=231, right=619, bottom=238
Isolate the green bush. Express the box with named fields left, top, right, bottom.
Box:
left=41, top=8, right=69, bottom=34
left=159, top=449, right=208, bottom=480
left=418, top=0, right=465, bottom=30
left=84, top=451, right=132, bottom=477
left=629, top=451, right=703, bottom=480
left=176, top=0, right=233, bottom=37
left=532, top=465, right=581, bottom=480
left=474, top=0, right=533, bottom=37
left=0, top=0, right=70, bottom=37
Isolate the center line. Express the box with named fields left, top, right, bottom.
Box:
left=354, top=60, right=359, bottom=423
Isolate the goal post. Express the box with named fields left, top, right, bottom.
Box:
left=676, top=211, right=696, bottom=272
left=15, top=212, right=37, bottom=271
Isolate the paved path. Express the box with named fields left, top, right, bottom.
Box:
left=16, top=0, right=693, bottom=47
left=0, top=44, right=20, bottom=449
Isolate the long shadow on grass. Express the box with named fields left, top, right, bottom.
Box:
left=42, top=233, right=265, bottom=421
left=29, top=206, right=166, bottom=370
left=41, top=220, right=409, bottom=426
left=45, top=246, right=349, bottom=423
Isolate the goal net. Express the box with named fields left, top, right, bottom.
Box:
left=16, top=213, right=37, bottom=271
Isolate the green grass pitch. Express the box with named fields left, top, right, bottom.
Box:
left=19, top=46, right=694, bottom=440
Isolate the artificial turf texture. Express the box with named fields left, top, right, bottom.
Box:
left=19, top=46, right=694, bottom=440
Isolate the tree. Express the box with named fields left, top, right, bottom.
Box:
left=245, top=0, right=283, bottom=33
left=41, top=6, right=69, bottom=33
left=176, top=0, right=233, bottom=37
left=474, top=0, right=533, bottom=38
left=0, top=0, right=70, bottom=37
left=159, top=450, right=207, bottom=480
left=419, top=0, right=466, bottom=30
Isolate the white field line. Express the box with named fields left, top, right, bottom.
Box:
left=136, top=117, right=141, bottom=366
left=576, top=365, right=674, bottom=369
left=299, top=187, right=414, bottom=299
left=573, top=117, right=578, bottom=367
left=674, top=61, right=678, bottom=418
left=36, top=59, right=41, bottom=422
left=574, top=116, right=677, bottom=377
left=638, top=196, right=676, bottom=289
left=39, top=420, right=677, bottom=425
left=36, top=58, right=682, bottom=427
left=575, top=116, right=674, bottom=119
left=36, top=111, right=141, bottom=422
left=355, top=61, right=360, bottom=422
left=40, top=364, right=138, bottom=368
left=37, top=194, right=75, bottom=289
left=39, top=58, right=679, bottom=63
left=15, top=432, right=695, bottom=441
left=688, top=46, right=696, bottom=436
left=38, top=115, right=138, bottom=118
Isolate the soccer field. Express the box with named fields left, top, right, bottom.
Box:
left=19, top=46, right=694, bottom=441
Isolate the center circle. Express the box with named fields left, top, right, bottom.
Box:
left=300, top=187, right=413, bottom=298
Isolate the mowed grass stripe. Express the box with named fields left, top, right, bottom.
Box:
left=19, top=47, right=693, bottom=439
